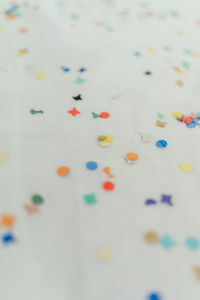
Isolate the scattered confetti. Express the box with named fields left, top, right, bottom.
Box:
left=61, top=66, right=70, bottom=72
left=145, top=199, right=157, bottom=205
left=134, top=51, right=141, bottom=57
left=2, top=232, right=16, bottom=244
left=0, top=152, right=8, bottom=163
left=37, top=72, right=47, bottom=79
left=19, top=27, right=28, bottom=33
left=180, top=162, right=192, bottom=172
left=57, top=166, right=71, bottom=176
left=1, top=214, right=15, bottom=228
left=124, top=152, right=139, bottom=164
left=176, top=79, right=184, bottom=87
left=145, top=71, right=152, bottom=75
left=156, top=140, right=167, bottom=148
left=145, top=231, right=160, bottom=244
left=193, top=266, right=200, bottom=280
left=24, top=203, right=39, bottom=214
left=84, top=193, right=97, bottom=204
left=79, top=67, right=86, bottom=72
left=18, top=48, right=28, bottom=56
left=73, top=94, right=82, bottom=101
left=98, top=247, right=113, bottom=262
left=140, top=133, right=152, bottom=143
left=103, top=181, right=115, bottom=191
left=103, top=166, right=114, bottom=178
left=160, top=235, right=176, bottom=249
left=186, top=237, right=200, bottom=250
left=148, top=292, right=162, bottom=300
left=156, top=120, right=166, bottom=127
left=161, top=194, right=173, bottom=206
left=32, top=194, right=44, bottom=205
left=68, top=107, right=80, bottom=116
left=157, top=112, right=165, bottom=119
left=86, top=161, right=98, bottom=170
left=30, top=109, right=44, bottom=115
left=75, top=76, right=85, bottom=84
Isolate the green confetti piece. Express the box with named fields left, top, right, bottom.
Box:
left=32, top=194, right=44, bottom=205
left=84, top=193, right=97, bottom=204
left=75, top=76, right=85, bottom=84
left=184, top=49, right=191, bottom=55
left=157, top=112, right=165, bottom=119
left=92, top=112, right=101, bottom=118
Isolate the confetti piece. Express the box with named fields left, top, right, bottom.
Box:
left=19, top=27, right=28, bottom=33
left=103, top=181, right=115, bottom=191
left=124, top=152, right=139, bottom=164
left=103, top=166, right=115, bottom=178
left=140, top=133, right=152, bottom=143
left=193, top=53, right=200, bottom=58
left=160, top=235, right=176, bottom=249
left=24, top=203, right=39, bottom=214
left=57, top=166, right=70, bottom=176
left=84, top=193, right=97, bottom=204
left=0, top=152, right=8, bottom=163
left=134, top=51, right=141, bottom=57
left=86, top=161, right=98, bottom=170
left=37, top=72, right=47, bottom=79
left=75, top=76, right=85, bottom=84
left=32, top=194, right=44, bottom=205
left=72, top=94, right=82, bottom=101
left=148, top=47, right=155, bottom=53
left=30, top=109, right=44, bottom=115
left=145, top=71, right=152, bottom=75
left=148, top=292, right=162, bottom=300
left=18, top=49, right=28, bottom=56
left=156, top=140, right=167, bottom=148
left=98, top=140, right=111, bottom=148
left=186, top=237, right=200, bottom=250
left=182, top=61, right=190, bottom=70
left=68, top=107, right=80, bottom=116
left=98, top=247, right=113, bottom=262
left=173, top=110, right=183, bottom=118
left=176, top=79, right=184, bottom=87
left=104, top=135, right=113, bottom=142
left=156, top=120, right=166, bottom=127
left=0, top=27, right=5, bottom=32
left=186, top=122, right=196, bottom=128
left=161, top=194, right=173, bottom=206
left=1, top=215, right=15, bottom=228
left=100, top=112, right=110, bottom=118
left=145, top=231, right=160, bottom=244
left=193, top=266, right=200, bottom=280
left=92, top=112, right=101, bottom=118
left=145, top=199, right=157, bottom=205
left=79, top=67, right=87, bottom=72
left=61, top=66, right=70, bottom=72
left=180, top=162, right=192, bottom=172
left=157, top=112, right=165, bottom=119
left=2, top=233, right=16, bottom=244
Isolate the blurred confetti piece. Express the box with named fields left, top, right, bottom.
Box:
left=0, top=152, right=8, bottom=163
left=98, top=247, right=114, bottom=262
left=1, top=214, right=15, bottom=228
left=37, top=72, right=47, bottom=79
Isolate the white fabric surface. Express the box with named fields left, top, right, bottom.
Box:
left=0, top=0, right=200, bottom=299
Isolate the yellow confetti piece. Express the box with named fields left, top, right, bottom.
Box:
left=0, top=27, right=4, bottom=32
left=37, top=72, right=47, bottom=79
left=104, top=135, right=113, bottom=142
left=0, top=152, right=8, bottom=163
left=173, top=110, right=183, bottom=118
left=176, top=31, right=183, bottom=36
left=98, top=247, right=114, bottom=262
left=18, top=50, right=27, bottom=56
left=180, top=162, right=192, bottom=173
left=193, top=53, right=200, bottom=58
left=148, top=47, right=155, bottom=53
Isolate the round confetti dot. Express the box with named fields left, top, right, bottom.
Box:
left=86, top=161, right=98, bottom=170
left=98, top=247, right=113, bottom=262
left=57, top=166, right=71, bottom=176
left=148, top=293, right=161, bottom=300
left=32, top=194, right=44, bottom=205
left=103, top=181, right=115, bottom=191
left=173, top=110, right=183, bottom=118
left=156, top=140, right=167, bottom=148
left=98, top=141, right=111, bottom=148
left=186, top=237, right=200, bottom=250
left=100, top=112, right=110, bottom=119
left=145, top=231, right=160, bottom=244
left=180, top=162, right=192, bottom=172
left=126, top=152, right=138, bottom=161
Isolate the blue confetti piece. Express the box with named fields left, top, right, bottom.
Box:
left=145, top=199, right=157, bottom=205
left=2, top=232, right=16, bottom=244
left=61, top=66, right=70, bottom=72
left=186, top=237, right=200, bottom=250
left=186, top=122, right=196, bottom=128
left=134, top=51, right=141, bottom=57
left=160, top=235, right=176, bottom=249
left=148, top=293, right=162, bottom=300
left=161, top=194, right=173, bottom=206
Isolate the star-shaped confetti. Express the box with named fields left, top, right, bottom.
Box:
left=24, top=203, right=39, bottom=214
left=161, top=194, right=173, bottom=206
left=68, top=107, right=80, bottom=116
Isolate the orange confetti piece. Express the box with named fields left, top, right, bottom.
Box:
left=1, top=214, right=16, bottom=228
left=103, top=166, right=115, bottom=178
